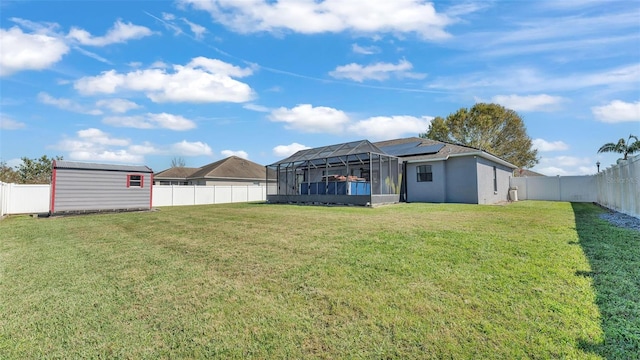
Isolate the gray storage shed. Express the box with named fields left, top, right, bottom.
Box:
left=50, top=160, right=153, bottom=215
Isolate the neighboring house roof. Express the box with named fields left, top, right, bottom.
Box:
left=155, top=156, right=273, bottom=181
left=154, top=166, right=200, bottom=179
left=190, top=156, right=267, bottom=180
left=514, top=168, right=545, bottom=177
left=54, top=160, right=152, bottom=173
left=374, top=137, right=518, bottom=169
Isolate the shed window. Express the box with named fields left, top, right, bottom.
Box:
left=127, top=174, right=144, bottom=188
left=417, top=165, right=433, bottom=182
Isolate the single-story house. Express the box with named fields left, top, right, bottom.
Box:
left=375, top=137, right=517, bottom=204
left=154, top=156, right=274, bottom=186
left=266, top=137, right=517, bottom=206
left=50, top=160, right=153, bottom=215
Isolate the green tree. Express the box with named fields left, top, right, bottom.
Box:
left=421, top=103, right=539, bottom=168
left=597, top=134, right=640, bottom=160
left=0, top=161, right=20, bottom=183
left=16, top=155, right=63, bottom=184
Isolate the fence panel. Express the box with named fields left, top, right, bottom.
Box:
left=214, top=186, right=232, bottom=204
left=0, top=182, right=7, bottom=217
left=596, top=155, right=639, bottom=218
left=510, top=176, right=596, bottom=202
left=152, top=186, right=173, bottom=207
left=248, top=186, right=266, bottom=202
left=4, top=183, right=50, bottom=214
left=194, top=186, right=215, bottom=205
left=231, top=186, right=248, bottom=203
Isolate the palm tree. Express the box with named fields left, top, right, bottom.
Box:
left=597, top=134, right=640, bottom=160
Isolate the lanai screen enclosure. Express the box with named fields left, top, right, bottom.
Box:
left=266, top=140, right=401, bottom=206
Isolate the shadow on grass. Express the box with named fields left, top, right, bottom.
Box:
left=571, top=203, right=640, bottom=359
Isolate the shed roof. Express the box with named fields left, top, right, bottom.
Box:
left=269, top=140, right=389, bottom=166
left=54, top=160, right=152, bottom=173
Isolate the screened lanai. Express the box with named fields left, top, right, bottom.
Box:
left=266, top=140, right=401, bottom=206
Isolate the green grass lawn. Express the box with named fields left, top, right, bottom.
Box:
left=0, top=201, right=637, bottom=358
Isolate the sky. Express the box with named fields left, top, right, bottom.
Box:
left=0, top=0, right=639, bottom=176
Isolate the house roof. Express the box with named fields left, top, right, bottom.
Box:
left=154, top=166, right=200, bottom=179
left=54, top=160, right=152, bottom=173
left=269, top=140, right=391, bottom=166
left=155, top=156, right=272, bottom=181
left=373, top=137, right=518, bottom=169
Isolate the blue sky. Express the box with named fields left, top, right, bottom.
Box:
left=1, top=0, right=638, bottom=175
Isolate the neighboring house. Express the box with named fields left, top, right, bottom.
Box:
left=375, top=137, right=517, bottom=204
left=50, top=160, right=153, bottom=215
left=154, top=156, right=274, bottom=186
left=266, top=137, right=517, bottom=206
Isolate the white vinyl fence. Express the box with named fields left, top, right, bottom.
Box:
left=0, top=183, right=268, bottom=217
left=510, top=153, right=639, bottom=219
left=595, top=154, right=639, bottom=218
left=510, top=176, right=597, bottom=203
left=0, top=182, right=51, bottom=217
left=151, top=185, right=267, bottom=206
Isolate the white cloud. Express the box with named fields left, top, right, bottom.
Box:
left=0, top=27, right=69, bottom=76
left=243, top=103, right=271, bottom=112
left=179, top=0, right=452, bottom=40
left=162, top=12, right=176, bottom=21
left=0, top=115, right=26, bottom=130
left=55, top=128, right=213, bottom=163
left=273, top=143, right=311, bottom=157
left=329, top=59, right=426, bottom=82
left=183, top=18, right=207, bottom=39
left=429, top=64, right=640, bottom=94
left=591, top=100, right=640, bottom=123
left=95, top=98, right=141, bottom=113
left=221, top=150, right=249, bottom=159
left=67, top=20, right=153, bottom=46
left=352, top=43, right=380, bottom=55
left=490, top=94, right=565, bottom=112
left=348, top=116, right=432, bottom=140
left=56, top=128, right=141, bottom=163
left=103, top=112, right=197, bottom=131
left=534, top=155, right=596, bottom=176
left=77, top=128, right=130, bottom=146
left=37, top=92, right=103, bottom=115
left=74, top=57, right=255, bottom=103
left=171, top=140, right=213, bottom=156
left=269, top=104, right=350, bottom=133
left=532, top=138, right=569, bottom=152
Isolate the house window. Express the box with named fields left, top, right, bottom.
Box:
left=127, top=174, right=143, bottom=188
left=417, top=165, right=433, bottom=182
left=493, top=166, right=497, bottom=192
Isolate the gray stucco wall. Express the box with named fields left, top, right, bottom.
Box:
left=52, top=168, right=152, bottom=213
left=476, top=157, right=512, bottom=204
left=405, top=161, right=446, bottom=202
left=444, top=156, right=479, bottom=203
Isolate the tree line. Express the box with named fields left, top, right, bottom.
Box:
left=0, top=155, right=62, bottom=184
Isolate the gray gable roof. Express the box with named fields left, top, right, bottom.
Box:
left=54, top=160, right=152, bottom=173
left=373, top=137, right=517, bottom=169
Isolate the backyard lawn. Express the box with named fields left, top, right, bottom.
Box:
left=0, top=201, right=638, bottom=358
